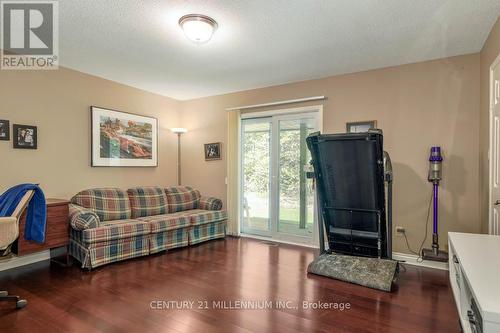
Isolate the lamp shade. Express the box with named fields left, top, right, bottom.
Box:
left=171, top=128, right=188, bottom=134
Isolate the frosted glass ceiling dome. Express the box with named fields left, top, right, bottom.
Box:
left=179, top=14, right=218, bottom=44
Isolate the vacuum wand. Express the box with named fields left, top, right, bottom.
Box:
left=422, top=147, right=448, bottom=262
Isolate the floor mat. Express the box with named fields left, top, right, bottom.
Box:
left=307, top=253, right=398, bottom=292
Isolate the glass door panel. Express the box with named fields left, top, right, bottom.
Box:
left=241, top=118, right=272, bottom=236
left=277, top=117, right=316, bottom=238
left=240, top=112, right=319, bottom=244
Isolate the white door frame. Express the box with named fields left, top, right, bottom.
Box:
left=239, top=105, right=324, bottom=245
left=271, top=112, right=319, bottom=245
left=488, top=53, right=500, bottom=235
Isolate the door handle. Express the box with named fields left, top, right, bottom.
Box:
left=495, top=200, right=500, bottom=206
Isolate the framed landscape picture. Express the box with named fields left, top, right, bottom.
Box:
left=91, top=106, right=158, bottom=167
left=0, top=120, right=9, bottom=141
left=13, top=124, right=37, bottom=149
left=204, top=142, right=221, bottom=161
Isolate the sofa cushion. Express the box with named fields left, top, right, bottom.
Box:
left=127, top=186, right=167, bottom=218
left=182, top=209, right=228, bottom=226
left=164, top=186, right=201, bottom=213
left=71, top=188, right=131, bottom=222
left=137, top=213, right=191, bottom=233
left=190, top=210, right=228, bottom=226
left=72, top=219, right=150, bottom=245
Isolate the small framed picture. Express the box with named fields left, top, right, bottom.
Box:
left=346, top=120, right=377, bottom=133
left=204, top=142, right=221, bottom=161
left=13, top=124, right=37, bottom=149
left=0, top=120, right=9, bottom=141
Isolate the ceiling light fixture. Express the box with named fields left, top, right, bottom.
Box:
left=179, top=14, right=218, bottom=44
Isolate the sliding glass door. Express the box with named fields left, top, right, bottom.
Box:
left=241, top=118, right=272, bottom=235
left=240, top=111, right=319, bottom=245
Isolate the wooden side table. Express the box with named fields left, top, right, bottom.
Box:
left=13, top=198, right=71, bottom=265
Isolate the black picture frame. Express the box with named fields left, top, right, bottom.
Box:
left=346, top=120, right=377, bottom=133
left=204, top=142, right=221, bottom=161
left=13, top=124, right=37, bottom=149
left=90, top=106, right=158, bottom=167
left=0, top=120, right=10, bottom=141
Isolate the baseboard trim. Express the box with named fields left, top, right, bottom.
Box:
left=238, top=233, right=319, bottom=249
left=237, top=234, right=448, bottom=270
left=393, top=251, right=449, bottom=271
left=238, top=233, right=448, bottom=271
left=0, top=245, right=447, bottom=273
left=0, top=251, right=50, bottom=272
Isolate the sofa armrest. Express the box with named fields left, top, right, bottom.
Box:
left=198, top=196, right=223, bottom=211
left=69, top=204, right=100, bottom=230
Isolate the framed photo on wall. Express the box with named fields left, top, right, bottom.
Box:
left=91, top=106, right=158, bottom=167
left=0, top=120, right=9, bottom=141
left=346, top=120, right=377, bottom=133
left=13, top=124, right=37, bottom=149
left=204, top=142, right=221, bottom=161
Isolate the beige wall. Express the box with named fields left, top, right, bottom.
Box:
left=479, top=17, right=500, bottom=234
left=0, top=39, right=489, bottom=256
left=180, top=54, right=481, bottom=254
left=0, top=67, right=181, bottom=199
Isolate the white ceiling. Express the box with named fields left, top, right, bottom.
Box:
left=60, top=1, right=500, bottom=100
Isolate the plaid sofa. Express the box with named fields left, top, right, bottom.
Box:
left=69, top=186, right=226, bottom=269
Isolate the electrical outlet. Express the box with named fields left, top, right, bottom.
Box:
left=395, top=226, right=405, bottom=234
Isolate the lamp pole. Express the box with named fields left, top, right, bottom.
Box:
left=171, top=128, right=187, bottom=186
left=177, top=132, right=182, bottom=185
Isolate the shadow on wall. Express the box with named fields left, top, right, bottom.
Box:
left=392, top=162, right=449, bottom=253
left=392, top=153, right=473, bottom=253
left=442, top=154, right=467, bottom=231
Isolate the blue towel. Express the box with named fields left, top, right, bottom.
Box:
left=0, top=184, right=46, bottom=243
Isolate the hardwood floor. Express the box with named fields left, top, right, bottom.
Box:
left=0, top=237, right=459, bottom=333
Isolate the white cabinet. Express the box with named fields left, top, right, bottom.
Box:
left=449, top=233, right=500, bottom=333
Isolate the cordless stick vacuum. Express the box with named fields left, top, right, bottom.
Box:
left=422, top=147, right=448, bottom=262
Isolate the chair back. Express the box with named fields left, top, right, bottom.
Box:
left=12, top=190, right=35, bottom=219
left=0, top=190, right=34, bottom=255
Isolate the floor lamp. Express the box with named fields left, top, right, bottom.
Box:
left=171, top=128, right=187, bottom=185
